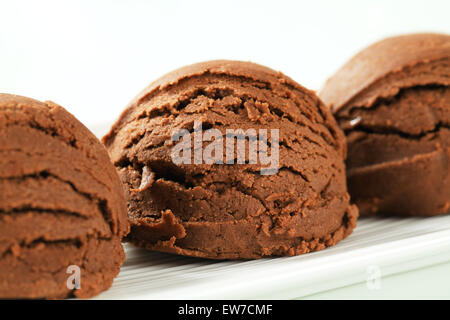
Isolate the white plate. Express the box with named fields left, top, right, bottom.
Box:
left=92, top=215, right=450, bottom=299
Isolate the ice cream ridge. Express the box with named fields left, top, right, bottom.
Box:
left=103, top=60, right=358, bottom=259
left=320, top=33, right=450, bottom=216
left=0, top=94, right=129, bottom=298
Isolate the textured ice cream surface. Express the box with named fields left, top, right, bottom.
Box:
left=104, top=60, right=358, bottom=259
left=320, top=33, right=450, bottom=216
left=0, top=94, right=129, bottom=298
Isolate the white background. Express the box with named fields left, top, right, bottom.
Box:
left=1, top=0, right=449, bottom=128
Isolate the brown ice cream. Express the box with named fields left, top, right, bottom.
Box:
left=320, top=33, right=450, bottom=216
left=104, top=60, right=358, bottom=259
left=0, top=94, right=129, bottom=298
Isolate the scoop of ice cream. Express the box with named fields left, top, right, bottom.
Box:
left=320, top=33, right=450, bottom=216
left=103, top=60, right=358, bottom=259
left=0, top=94, right=129, bottom=298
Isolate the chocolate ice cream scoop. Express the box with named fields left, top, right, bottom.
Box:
left=0, top=94, right=129, bottom=298
left=320, top=33, right=450, bottom=216
left=103, top=60, right=358, bottom=259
